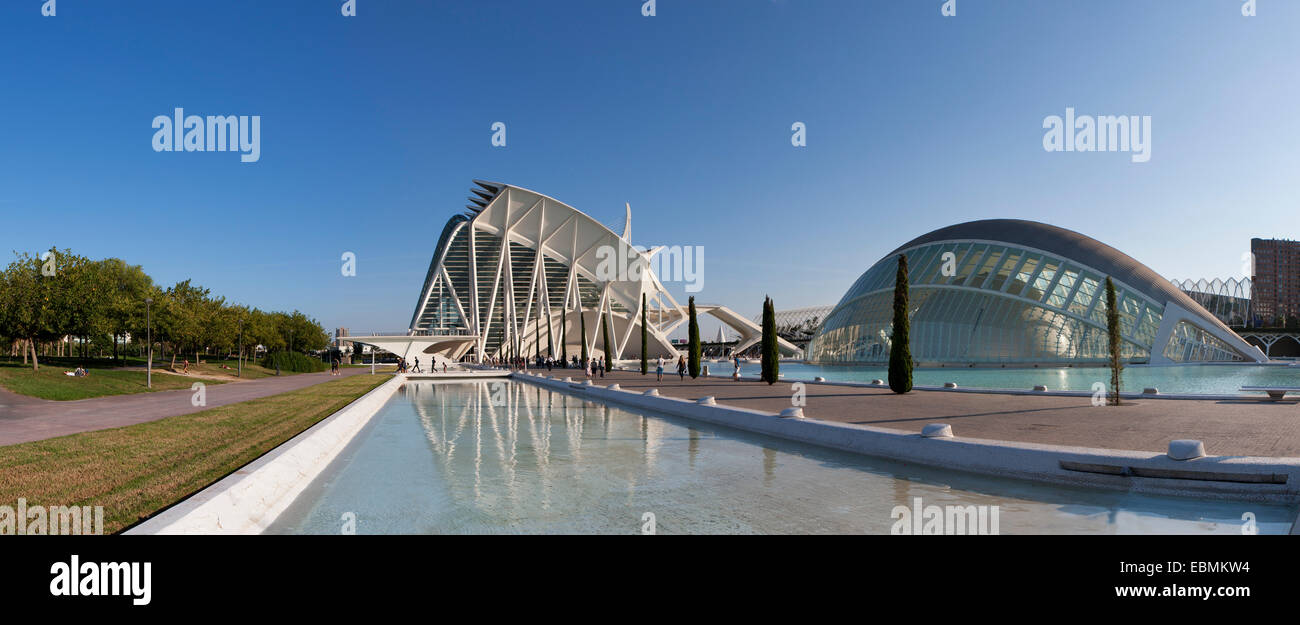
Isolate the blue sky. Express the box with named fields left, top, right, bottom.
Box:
left=1, top=0, right=1297, bottom=336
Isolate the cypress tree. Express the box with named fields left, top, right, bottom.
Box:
left=888, top=253, right=913, bottom=394
left=580, top=305, right=588, bottom=364
left=601, top=309, right=613, bottom=364
left=546, top=302, right=555, bottom=358
left=687, top=296, right=701, bottom=378
left=640, top=293, right=649, bottom=375
left=1105, top=276, right=1122, bottom=406
left=761, top=295, right=778, bottom=384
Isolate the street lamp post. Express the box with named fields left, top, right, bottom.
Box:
left=238, top=318, right=244, bottom=378
left=144, top=297, right=152, bottom=389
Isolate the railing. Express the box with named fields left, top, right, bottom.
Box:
left=353, top=328, right=477, bottom=337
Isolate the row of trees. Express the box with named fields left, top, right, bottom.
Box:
left=0, top=249, right=330, bottom=371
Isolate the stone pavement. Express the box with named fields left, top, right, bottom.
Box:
left=565, top=369, right=1300, bottom=458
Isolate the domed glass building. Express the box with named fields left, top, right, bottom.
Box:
left=807, top=220, right=1266, bottom=366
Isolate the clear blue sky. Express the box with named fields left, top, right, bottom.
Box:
left=1, top=0, right=1297, bottom=337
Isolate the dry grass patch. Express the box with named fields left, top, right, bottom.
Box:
left=0, top=373, right=389, bottom=533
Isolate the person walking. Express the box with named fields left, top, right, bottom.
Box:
left=677, top=355, right=686, bottom=380
left=656, top=356, right=665, bottom=381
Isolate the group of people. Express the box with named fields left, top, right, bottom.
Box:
left=393, top=356, right=448, bottom=374
left=483, top=351, right=747, bottom=383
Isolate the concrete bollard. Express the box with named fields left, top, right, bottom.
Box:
left=1143, top=387, right=1159, bottom=395
left=583, top=379, right=593, bottom=386
left=871, top=379, right=885, bottom=385
left=1168, top=439, right=1206, bottom=460
left=697, top=396, right=716, bottom=406
left=779, top=407, right=804, bottom=418
left=921, top=424, right=953, bottom=438
left=607, top=384, right=621, bottom=390
left=1032, top=385, right=1048, bottom=392
left=814, top=376, right=826, bottom=382
left=643, top=389, right=659, bottom=396
left=943, top=382, right=958, bottom=389
left=563, top=377, right=574, bottom=383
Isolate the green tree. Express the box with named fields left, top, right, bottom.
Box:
left=640, top=293, right=648, bottom=375
left=687, top=296, right=700, bottom=378
left=579, top=305, right=588, bottom=364
left=601, top=309, right=613, bottom=363
left=546, top=302, right=555, bottom=358
left=560, top=306, right=568, bottom=364
left=1105, top=277, right=1122, bottom=406
left=0, top=249, right=99, bottom=370
left=760, top=295, right=779, bottom=384
left=888, top=254, right=913, bottom=394
left=95, top=258, right=153, bottom=363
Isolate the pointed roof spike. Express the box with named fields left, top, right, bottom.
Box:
left=622, top=202, right=632, bottom=240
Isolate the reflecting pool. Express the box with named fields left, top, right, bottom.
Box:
left=269, top=381, right=1296, bottom=535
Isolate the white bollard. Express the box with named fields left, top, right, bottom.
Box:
left=1168, top=439, right=1206, bottom=460
left=921, top=424, right=953, bottom=438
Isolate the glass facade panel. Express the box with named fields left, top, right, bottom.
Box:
left=987, top=249, right=1021, bottom=292
left=1006, top=254, right=1039, bottom=296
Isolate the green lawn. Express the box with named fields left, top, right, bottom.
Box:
left=0, top=372, right=390, bottom=533
left=0, top=359, right=213, bottom=400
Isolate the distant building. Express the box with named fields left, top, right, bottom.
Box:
left=1251, top=238, right=1300, bottom=325
left=334, top=327, right=348, bottom=349
left=1170, top=278, right=1251, bottom=327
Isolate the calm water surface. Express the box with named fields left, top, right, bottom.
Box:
left=269, top=380, right=1296, bottom=535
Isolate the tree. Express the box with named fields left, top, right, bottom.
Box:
left=687, top=296, right=700, bottom=378
left=601, top=308, right=613, bottom=362
left=760, top=295, right=778, bottom=384
left=579, top=304, right=588, bottom=364
left=546, top=301, right=555, bottom=358
left=95, top=258, right=153, bottom=363
left=1105, top=276, right=1122, bottom=406
left=888, top=254, right=913, bottom=394
left=640, top=293, right=648, bottom=375
left=0, top=249, right=99, bottom=370
left=560, top=306, right=568, bottom=364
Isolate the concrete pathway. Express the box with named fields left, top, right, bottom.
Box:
left=0, top=368, right=378, bottom=447
left=581, top=370, right=1300, bottom=458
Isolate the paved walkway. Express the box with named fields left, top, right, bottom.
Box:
left=583, top=370, right=1300, bottom=458
left=0, top=368, right=376, bottom=447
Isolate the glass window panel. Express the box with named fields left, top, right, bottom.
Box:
left=1006, top=254, right=1039, bottom=296
left=1025, top=260, right=1058, bottom=302
left=969, top=246, right=1004, bottom=289
left=950, top=244, right=986, bottom=285
left=987, top=249, right=1021, bottom=292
